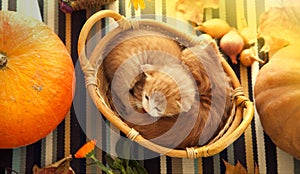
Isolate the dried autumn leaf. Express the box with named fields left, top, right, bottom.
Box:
left=223, top=159, right=260, bottom=174
left=258, top=6, right=300, bottom=56
left=223, top=160, right=248, bottom=174
left=32, top=155, right=75, bottom=174
left=175, top=0, right=219, bottom=24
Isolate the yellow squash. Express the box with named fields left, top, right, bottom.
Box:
left=254, top=43, right=300, bottom=159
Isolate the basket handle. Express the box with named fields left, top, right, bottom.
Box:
left=77, top=10, right=125, bottom=87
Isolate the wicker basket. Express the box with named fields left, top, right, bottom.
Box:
left=77, top=10, right=254, bottom=158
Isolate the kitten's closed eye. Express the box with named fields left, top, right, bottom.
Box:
left=154, top=107, right=162, bottom=112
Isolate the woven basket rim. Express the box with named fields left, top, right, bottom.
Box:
left=77, top=10, right=254, bottom=158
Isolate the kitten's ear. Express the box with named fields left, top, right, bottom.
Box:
left=140, top=64, right=154, bottom=78
left=176, top=101, right=192, bottom=112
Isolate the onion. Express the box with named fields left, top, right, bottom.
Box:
left=220, top=30, right=244, bottom=64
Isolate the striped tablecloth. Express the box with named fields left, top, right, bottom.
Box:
left=0, top=0, right=299, bottom=173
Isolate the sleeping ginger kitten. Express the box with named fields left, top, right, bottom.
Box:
left=103, top=33, right=196, bottom=117
left=102, top=32, right=233, bottom=148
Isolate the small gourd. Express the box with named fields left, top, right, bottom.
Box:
left=239, top=48, right=264, bottom=67
left=195, top=18, right=231, bottom=39
left=239, top=27, right=257, bottom=47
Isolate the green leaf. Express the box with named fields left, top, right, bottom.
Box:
left=105, top=155, right=119, bottom=170
left=125, top=166, right=135, bottom=174
left=129, top=160, right=148, bottom=174
left=114, top=159, right=124, bottom=170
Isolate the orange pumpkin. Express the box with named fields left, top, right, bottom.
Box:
left=254, top=43, right=300, bottom=159
left=0, top=11, right=75, bottom=148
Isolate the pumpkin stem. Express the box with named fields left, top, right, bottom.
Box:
left=0, top=53, right=7, bottom=68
